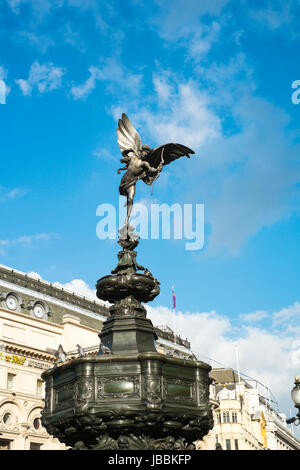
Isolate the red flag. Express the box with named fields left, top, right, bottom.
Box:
left=172, top=285, right=176, bottom=310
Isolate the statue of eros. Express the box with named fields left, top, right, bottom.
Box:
left=117, top=113, right=195, bottom=230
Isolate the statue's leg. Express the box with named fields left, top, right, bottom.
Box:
left=125, top=185, right=135, bottom=228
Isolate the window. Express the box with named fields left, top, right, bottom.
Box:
left=30, top=443, right=42, bottom=450
left=216, top=412, right=221, bottom=424
left=33, top=418, right=40, bottom=430
left=7, top=373, right=15, bottom=390
left=36, top=379, right=43, bottom=396
left=226, top=439, right=231, bottom=450
left=232, top=412, right=238, bottom=423
left=234, top=439, right=239, bottom=450
left=0, top=439, right=11, bottom=450
left=2, top=413, right=13, bottom=425
left=223, top=411, right=230, bottom=423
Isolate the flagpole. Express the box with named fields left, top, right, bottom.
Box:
left=172, top=286, right=177, bottom=345
left=234, top=345, right=241, bottom=387
left=173, top=306, right=176, bottom=345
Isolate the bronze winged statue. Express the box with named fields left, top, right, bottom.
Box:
left=117, top=113, right=195, bottom=229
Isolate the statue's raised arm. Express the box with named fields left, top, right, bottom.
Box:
left=116, top=113, right=195, bottom=230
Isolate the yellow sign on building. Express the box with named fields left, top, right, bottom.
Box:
left=0, top=352, right=26, bottom=365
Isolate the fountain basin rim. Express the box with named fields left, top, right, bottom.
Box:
left=42, top=352, right=211, bottom=379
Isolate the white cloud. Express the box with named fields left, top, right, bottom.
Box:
left=134, top=75, right=221, bottom=149
left=16, top=78, right=31, bottom=96
left=23, top=270, right=110, bottom=306
left=53, top=278, right=97, bottom=301
left=70, top=66, right=98, bottom=100
left=15, top=61, right=65, bottom=96
left=0, top=185, right=28, bottom=201
left=70, top=58, right=143, bottom=101
left=200, top=96, right=300, bottom=255
left=153, top=72, right=174, bottom=102
left=152, top=0, right=229, bottom=41
left=92, top=148, right=115, bottom=161
left=6, top=0, right=111, bottom=33
left=152, top=0, right=300, bottom=47
left=248, top=0, right=295, bottom=30
left=0, top=66, right=8, bottom=81
left=147, top=302, right=300, bottom=415
left=6, top=0, right=26, bottom=13
left=272, top=301, right=300, bottom=326
left=147, top=305, right=231, bottom=357
left=119, top=53, right=300, bottom=255
left=187, top=21, right=222, bottom=61
left=0, top=233, right=57, bottom=253
left=27, top=271, right=42, bottom=280
left=52, top=278, right=110, bottom=307
left=239, top=310, right=270, bottom=323
left=17, top=31, right=55, bottom=53
left=62, top=23, right=86, bottom=52
left=23, top=270, right=110, bottom=305
left=0, top=66, right=11, bottom=100
left=17, top=233, right=54, bottom=244
left=6, top=0, right=59, bottom=20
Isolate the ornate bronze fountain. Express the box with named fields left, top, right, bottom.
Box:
left=41, top=115, right=213, bottom=450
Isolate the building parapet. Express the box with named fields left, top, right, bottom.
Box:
left=0, top=264, right=109, bottom=319
left=154, top=326, right=190, bottom=349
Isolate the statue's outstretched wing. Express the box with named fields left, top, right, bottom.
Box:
left=117, top=113, right=142, bottom=157
left=148, top=143, right=195, bottom=168
left=142, top=143, right=195, bottom=185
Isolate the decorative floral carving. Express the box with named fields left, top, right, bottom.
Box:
left=109, top=295, right=147, bottom=317
left=142, top=374, right=163, bottom=408
left=87, top=434, right=195, bottom=450
left=91, top=434, right=119, bottom=450
left=74, top=378, right=93, bottom=405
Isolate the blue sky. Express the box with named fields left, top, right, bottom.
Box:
left=1, top=0, right=300, bottom=418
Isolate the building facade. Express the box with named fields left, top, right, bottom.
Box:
left=0, top=264, right=110, bottom=450
left=197, top=368, right=300, bottom=451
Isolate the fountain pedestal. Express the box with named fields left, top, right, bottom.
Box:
left=41, top=236, right=213, bottom=450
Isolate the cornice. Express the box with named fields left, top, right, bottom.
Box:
left=1, top=341, right=55, bottom=362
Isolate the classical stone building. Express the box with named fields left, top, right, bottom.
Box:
left=0, top=264, right=192, bottom=450
left=197, top=368, right=300, bottom=451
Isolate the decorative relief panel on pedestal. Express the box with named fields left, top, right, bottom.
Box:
left=163, top=377, right=196, bottom=404
left=44, top=376, right=53, bottom=414
left=198, top=382, right=209, bottom=404
left=97, top=375, right=140, bottom=399
left=54, top=381, right=75, bottom=411
left=74, top=378, right=94, bottom=405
